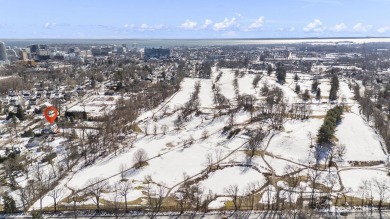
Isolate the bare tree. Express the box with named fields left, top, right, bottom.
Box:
left=145, top=177, right=166, bottom=219
left=308, top=158, right=322, bottom=208
left=214, top=149, right=223, bottom=168
left=225, top=185, right=241, bottom=211
left=246, top=130, right=266, bottom=160
left=244, top=182, right=258, bottom=210
left=144, top=124, right=149, bottom=135
left=133, top=148, right=148, bottom=168
left=205, top=153, right=213, bottom=171
left=161, top=124, right=168, bottom=135
left=85, top=177, right=109, bottom=211
left=120, top=163, right=127, bottom=180
left=373, top=178, right=390, bottom=211
left=47, top=187, right=64, bottom=213
left=63, top=140, right=78, bottom=171
left=334, top=143, right=346, bottom=161
left=361, top=179, right=374, bottom=210
left=153, top=124, right=158, bottom=136
left=307, top=131, right=314, bottom=148
left=202, top=189, right=215, bottom=213
left=283, top=165, right=302, bottom=209
left=18, top=187, right=32, bottom=211
left=118, top=180, right=132, bottom=212
left=191, top=184, right=205, bottom=211
left=176, top=174, right=191, bottom=214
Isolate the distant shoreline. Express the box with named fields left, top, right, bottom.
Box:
left=2, top=37, right=390, bottom=48
left=2, top=37, right=390, bottom=40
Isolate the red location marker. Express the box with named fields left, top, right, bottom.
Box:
left=44, top=106, right=58, bottom=124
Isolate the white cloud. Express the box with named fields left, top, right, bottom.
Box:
left=248, top=16, right=265, bottom=30
left=213, top=17, right=237, bottom=31
left=180, top=19, right=197, bottom=30
left=304, top=19, right=326, bottom=32
left=124, top=24, right=135, bottom=29
left=138, top=24, right=164, bottom=31
left=235, top=13, right=243, bottom=19
left=378, top=26, right=390, bottom=33
left=352, top=23, right=372, bottom=33
left=154, top=24, right=164, bottom=30
left=330, top=23, right=347, bottom=32
left=278, top=28, right=284, bottom=32
left=44, top=22, right=57, bottom=28
left=201, top=19, right=213, bottom=29
left=289, top=27, right=296, bottom=32
left=140, top=23, right=149, bottom=31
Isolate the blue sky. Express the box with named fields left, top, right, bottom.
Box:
left=1, top=0, right=390, bottom=38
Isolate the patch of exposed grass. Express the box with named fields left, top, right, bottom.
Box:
left=165, top=142, right=174, bottom=148
left=133, top=124, right=143, bottom=133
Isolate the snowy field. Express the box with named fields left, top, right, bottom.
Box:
left=336, top=112, right=386, bottom=162
left=266, top=119, right=323, bottom=163
left=201, top=166, right=266, bottom=195
left=6, top=68, right=389, bottom=212
left=339, top=169, right=389, bottom=199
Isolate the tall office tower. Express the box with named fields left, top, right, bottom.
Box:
left=0, top=42, right=7, bottom=62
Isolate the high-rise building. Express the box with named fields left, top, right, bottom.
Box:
left=144, top=48, right=170, bottom=60
left=0, top=42, right=9, bottom=65
left=0, top=42, right=7, bottom=61
left=19, top=50, right=29, bottom=61
left=30, top=44, right=39, bottom=53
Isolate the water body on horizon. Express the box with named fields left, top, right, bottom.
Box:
left=2, top=38, right=390, bottom=48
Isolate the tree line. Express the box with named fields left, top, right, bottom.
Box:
left=317, top=106, right=343, bottom=145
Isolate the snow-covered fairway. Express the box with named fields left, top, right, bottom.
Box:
left=266, top=119, right=323, bottom=163
left=25, top=68, right=389, bottom=211
left=201, top=166, right=266, bottom=195
left=336, top=112, right=386, bottom=162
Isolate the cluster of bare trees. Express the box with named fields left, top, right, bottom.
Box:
left=197, top=61, right=212, bottom=79
left=221, top=182, right=263, bottom=212
left=18, top=163, right=62, bottom=211
left=83, top=177, right=109, bottom=212
left=204, top=149, right=224, bottom=171
left=357, top=178, right=390, bottom=211
left=62, top=139, right=79, bottom=171
left=182, top=81, right=201, bottom=119
left=289, top=102, right=312, bottom=119
left=246, top=129, right=267, bottom=161
left=67, top=82, right=173, bottom=164
left=256, top=86, right=286, bottom=129
left=2, top=132, right=81, bottom=212
left=175, top=175, right=212, bottom=213
left=133, top=82, right=179, bottom=111
left=174, top=82, right=201, bottom=129
left=144, top=177, right=166, bottom=218
left=217, top=59, right=249, bottom=69
left=80, top=177, right=135, bottom=214
left=355, top=84, right=390, bottom=154
left=212, top=85, right=230, bottom=110
left=0, top=77, right=26, bottom=94
left=237, top=95, right=256, bottom=117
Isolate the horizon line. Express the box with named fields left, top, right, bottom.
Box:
left=2, top=36, right=390, bottom=40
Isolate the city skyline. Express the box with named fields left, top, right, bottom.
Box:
left=1, top=0, right=390, bottom=38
